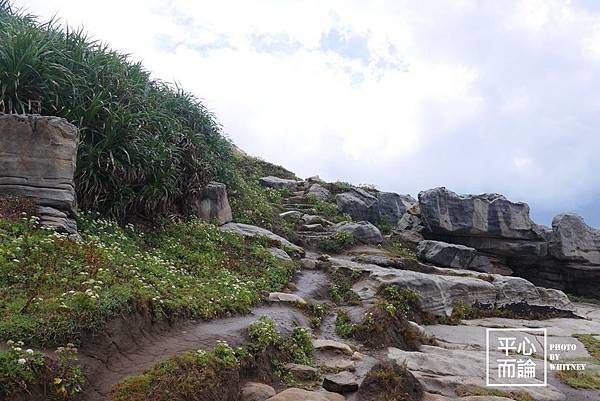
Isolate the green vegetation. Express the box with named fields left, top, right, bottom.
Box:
left=318, top=231, right=355, bottom=254
left=334, top=310, right=356, bottom=337
left=297, top=301, right=330, bottom=328
left=228, top=155, right=298, bottom=236
left=574, top=334, right=600, bottom=358
left=0, top=215, right=294, bottom=347
left=556, top=334, right=600, bottom=390
left=111, top=317, right=315, bottom=400
left=379, top=286, right=420, bottom=320
left=0, top=341, right=83, bottom=400
left=111, top=341, right=243, bottom=401
left=328, top=269, right=362, bottom=304
left=0, top=1, right=239, bottom=218
left=555, top=369, right=600, bottom=390
left=381, top=239, right=416, bottom=259
left=456, top=387, right=534, bottom=401
left=247, top=316, right=313, bottom=366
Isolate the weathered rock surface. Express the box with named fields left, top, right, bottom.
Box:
left=280, top=210, right=303, bottom=220
left=322, top=371, right=359, bottom=393
left=417, top=240, right=512, bottom=275
left=419, top=187, right=540, bottom=240
left=0, top=114, right=79, bottom=233
left=330, top=257, right=573, bottom=316
left=417, top=240, right=477, bottom=269
left=335, top=187, right=417, bottom=227
left=268, top=292, right=306, bottom=304
left=416, top=187, right=600, bottom=296
left=550, top=213, right=600, bottom=264
left=266, top=388, right=344, bottom=401
left=376, top=192, right=416, bottom=225
left=219, top=223, right=305, bottom=257
left=268, top=247, right=293, bottom=262
left=187, top=181, right=232, bottom=225
left=285, top=363, right=319, bottom=381
left=259, top=176, right=300, bottom=190
left=241, top=382, right=277, bottom=401
left=302, top=214, right=334, bottom=226
left=313, top=339, right=353, bottom=355
left=388, top=346, right=565, bottom=401
left=335, top=188, right=379, bottom=223
left=333, top=221, right=383, bottom=244
left=307, top=183, right=331, bottom=201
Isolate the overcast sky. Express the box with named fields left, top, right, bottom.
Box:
left=18, top=0, right=600, bottom=227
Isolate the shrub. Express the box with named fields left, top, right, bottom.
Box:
left=0, top=215, right=295, bottom=346
left=0, top=2, right=235, bottom=218
left=318, top=232, right=355, bottom=253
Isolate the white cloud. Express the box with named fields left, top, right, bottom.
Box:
left=16, top=0, right=600, bottom=226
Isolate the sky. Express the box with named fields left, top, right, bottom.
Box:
left=17, top=0, right=600, bottom=227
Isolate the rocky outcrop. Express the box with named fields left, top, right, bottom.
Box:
left=416, top=240, right=513, bottom=275
left=416, top=187, right=600, bottom=296
left=377, top=192, right=415, bottom=225
left=549, top=213, right=600, bottom=264
left=388, top=346, right=565, bottom=401
left=219, top=222, right=305, bottom=257
left=0, top=114, right=79, bottom=233
left=330, top=257, right=574, bottom=316
left=335, top=187, right=416, bottom=227
left=335, top=188, right=379, bottom=222
left=419, top=187, right=540, bottom=241
left=259, top=176, right=300, bottom=190
left=333, top=221, right=383, bottom=244
left=187, top=182, right=232, bottom=225
left=307, top=183, right=330, bottom=201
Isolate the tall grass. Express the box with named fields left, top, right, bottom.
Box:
left=0, top=1, right=235, bottom=218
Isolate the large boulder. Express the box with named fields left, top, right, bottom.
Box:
left=417, top=240, right=476, bottom=269
left=259, top=176, right=300, bottom=191
left=416, top=240, right=512, bottom=275
left=335, top=188, right=379, bottom=222
left=549, top=213, right=600, bottom=264
left=418, top=187, right=540, bottom=240
left=0, top=114, right=79, bottom=233
left=187, top=182, right=232, bottom=225
left=307, top=183, right=331, bottom=201
left=376, top=192, right=416, bottom=225
left=219, top=223, right=305, bottom=257
left=329, top=257, right=573, bottom=317
left=417, top=188, right=600, bottom=297
left=334, top=221, right=383, bottom=244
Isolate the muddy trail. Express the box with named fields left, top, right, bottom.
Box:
left=80, top=268, right=343, bottom=400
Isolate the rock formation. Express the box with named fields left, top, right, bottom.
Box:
left=186, top=181, right=233, bottom=225
left=335, top=187, right=416, bottom=226
left=0, top=114, right=79, bottom=233
left=417, top=187, right=600, bottom=296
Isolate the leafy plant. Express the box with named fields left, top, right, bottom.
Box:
left=0, top=2, right=235, bottom=218
left=318, top=232, right=355, bottom=254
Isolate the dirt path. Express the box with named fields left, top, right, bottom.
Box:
left=80, top=269, right=330, bottom=401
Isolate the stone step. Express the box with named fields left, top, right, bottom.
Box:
left=283, top=203, right=315, bottom=209
left=285, top=195, right=306, bottom=203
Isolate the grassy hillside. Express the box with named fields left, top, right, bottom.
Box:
left=0, top=1, right=235, bottom=218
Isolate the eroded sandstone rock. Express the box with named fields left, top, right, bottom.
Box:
left=187, top=181, right=232, bottom=225
left=0, top=114, right=79, bottom=233
left=333, top=221, right=383, bottom=244
left=259, top=176, right=300, bottom=190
